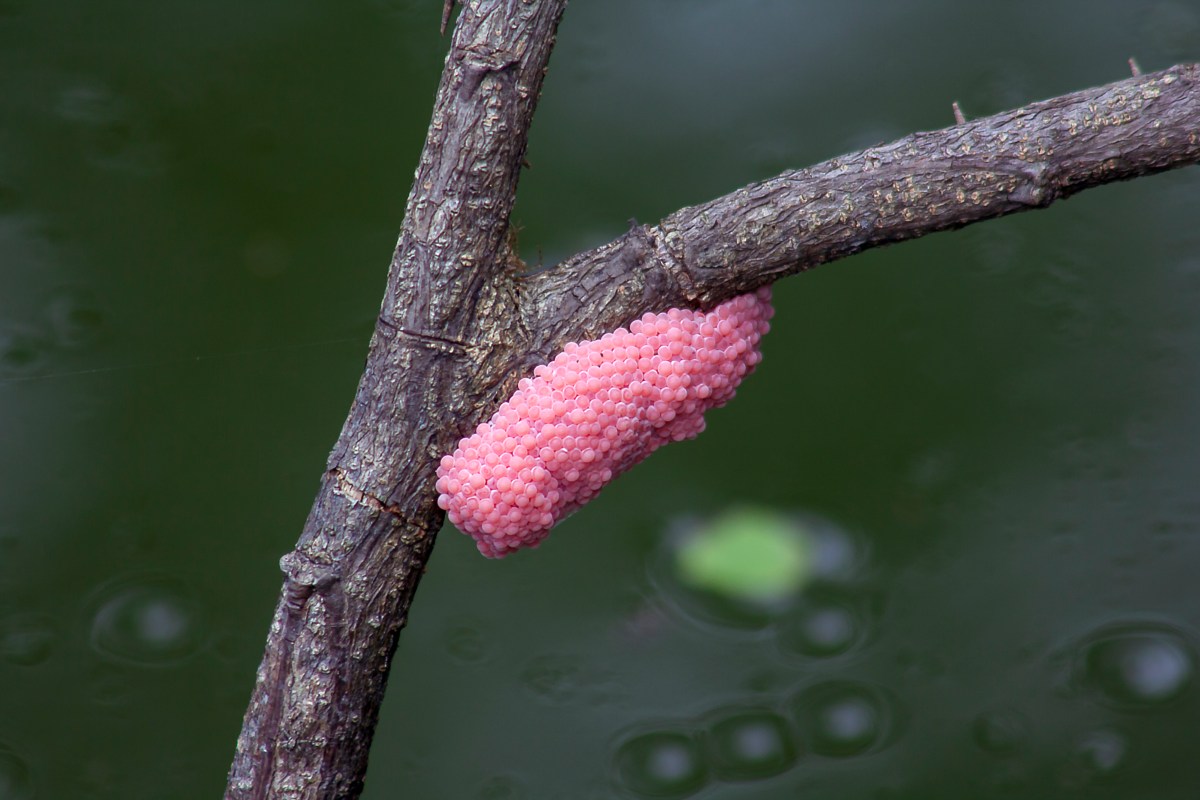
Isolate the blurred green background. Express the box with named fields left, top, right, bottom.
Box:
left=2, top=1, right=1198, bottom=798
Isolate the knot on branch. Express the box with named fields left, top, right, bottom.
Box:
left=644, top=222, right=699, bottom=303
left=458, top=51, right=520, bottom=100
left=278, top=551, right=339, bottom=615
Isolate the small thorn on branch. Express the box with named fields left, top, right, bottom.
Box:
left=1129, top=57, right=1142, bottom=77
left=952, top=101, right=966, bottom=125
left=441, top=0, right=456, bottom=35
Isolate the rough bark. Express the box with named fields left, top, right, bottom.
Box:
left=225, top=2, right=567, bottom=797
left=525, top=64, right=1200, bottom=358
left=225, top=0, right=1200, bottom=796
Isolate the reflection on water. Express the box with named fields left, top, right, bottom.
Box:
left=1074, top=621, right=1195, bottom=708
left=87, top=575, right=204, bottom=667
left=613, top=729, right=708, bottom=800
left=650, top=510, right=866, bottom=632
left=778, top=589, right=882, bottom=661
left=609, top=507, right=900, bottom=793
left=792, top=681, right=901, bottom=759
left=612, top=679, right=904, bottom=796
left=784, top=604, right=858, bottom=657
left=443, top=619, right=489, bottom=665
left=612, top=501, right=1200, bottom=795
left=704, top=707, right=798, bottom=782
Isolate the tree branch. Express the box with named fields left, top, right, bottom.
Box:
left=524, top=64, right=1200, bottom=359
left=225, top=2, right=566, bottom=797
left=224, top=0, right=1199, bottom=794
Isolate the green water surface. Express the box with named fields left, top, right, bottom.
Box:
left=1, top=1, right=1198, bottom=798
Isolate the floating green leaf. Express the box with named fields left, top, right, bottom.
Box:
left=676, top=508, right=813, bottom=602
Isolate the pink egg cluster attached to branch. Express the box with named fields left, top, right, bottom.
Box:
left=436, top=287, right=774, bottom=557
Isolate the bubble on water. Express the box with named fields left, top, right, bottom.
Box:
left=519, top=654, right=621, bottom=707
left=791, top=606, right=856, bottom=655
left=0, top=613, right=58, bottom=666
left=1076, top=729, right=1126, bottom=774
left=792, top=681, right=903, bottom=758
left=613, top=729, right=708, bottom=799
left=972, top=709, right=1030, bottom=755
left=44, top=287, right=106, bottom=349
left=780, top=590, right=880, bottom=659
left=444, top=620, right=488, bottom=664
left=88, top=576, right=204, bottom=666
left=704, top=708, right=797, bottom=781
left=1073, top=621, right=1194, bottom=708
left=0, top=748, right=32, bottom=800
left=0, top=327, right=49, bottom=375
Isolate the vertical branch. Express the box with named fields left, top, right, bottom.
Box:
left=225, top=2, right=567, bottom=798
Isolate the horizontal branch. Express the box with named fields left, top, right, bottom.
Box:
left=525, top=63, right=1200, bottom=357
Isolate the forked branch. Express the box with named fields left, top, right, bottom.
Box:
left=226, top=0, right=1199, bottom=796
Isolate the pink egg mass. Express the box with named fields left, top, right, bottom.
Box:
left=436, top=287, right=774, bottom=557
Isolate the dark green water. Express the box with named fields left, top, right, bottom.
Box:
left=2, top=1, right=1198, bottom=798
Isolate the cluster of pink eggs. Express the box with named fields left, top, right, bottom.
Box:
left=436, top=287, right=773, bottom=557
